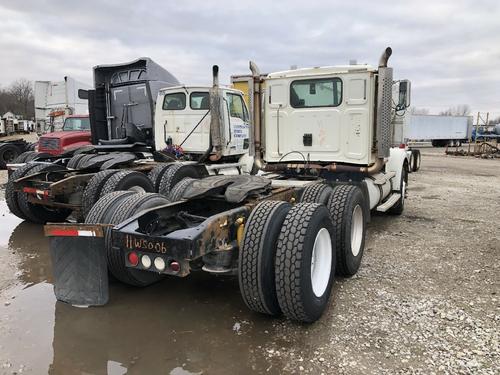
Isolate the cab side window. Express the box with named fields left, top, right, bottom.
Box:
left=163, top=92, right=186, bottom=110
left=190, top=92, right=210, bottom=110
left=227, top=93, right=248, bottom=121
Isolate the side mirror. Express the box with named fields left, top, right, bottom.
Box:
left=78, top=89, right=89, bottom=100
left=398, top=80, right=411, bottom=109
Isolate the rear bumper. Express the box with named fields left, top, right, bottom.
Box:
left=113, top=204, right=250, bottom=276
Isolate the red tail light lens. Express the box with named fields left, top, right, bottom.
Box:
left=128, top=252, right=139, bottom=266
left=399, top=143, right=407, bottom=149
left=170, top=261, right=180, bottom=273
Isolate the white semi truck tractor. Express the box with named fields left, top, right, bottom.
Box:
left=45, top=47, right=412, bottom=323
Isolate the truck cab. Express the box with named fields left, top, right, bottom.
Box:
left=154, top=86, right=250, bottom=159
left=37, top=115, right=92, bottom=155
left=263, top=66, right=376, bottom=165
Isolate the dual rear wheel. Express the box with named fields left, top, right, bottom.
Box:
left=239, top=183, right=367, bottom=323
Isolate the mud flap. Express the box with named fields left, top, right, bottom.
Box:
left=45, top=224, right=109, bottom=306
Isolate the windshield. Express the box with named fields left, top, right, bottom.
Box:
left=63, top=117, right=90, bottom=131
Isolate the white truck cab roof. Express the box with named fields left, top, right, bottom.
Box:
left=160, top=85, right=244, bottom=95
left=266, top=64, right=377, bottom=79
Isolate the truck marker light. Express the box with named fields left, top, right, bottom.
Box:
left=154, top=257, right=166, bottom=271
left=141, top=255, right=152, bottom=269
left=399, top=143, right=407, bottom=149
left=170, top=261, right=180, bottom=273
left=128, top=252, right=139, bottom=266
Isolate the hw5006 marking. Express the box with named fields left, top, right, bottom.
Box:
left=125, top=235, right=167, bottom=254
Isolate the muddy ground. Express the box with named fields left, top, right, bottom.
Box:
left=0, top=147, right=498, bottom=374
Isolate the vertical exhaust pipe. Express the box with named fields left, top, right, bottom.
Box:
left=378, top=47, right=392, bottom=68
left=249, top=61, right=265, bottom=170
left=374, top=46, right=394, bottom=167
left=209, top=65, right=223, bottom=161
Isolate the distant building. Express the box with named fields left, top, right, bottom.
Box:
left=2, top=111, right=16, bottom=120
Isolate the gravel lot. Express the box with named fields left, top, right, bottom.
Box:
left=0, top=147, right=498, bottom=374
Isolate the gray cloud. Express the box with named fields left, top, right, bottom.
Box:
left=0, top=0, right=499, bottom=116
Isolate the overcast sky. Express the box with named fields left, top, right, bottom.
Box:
left=0, top=0, right=498, bottom=116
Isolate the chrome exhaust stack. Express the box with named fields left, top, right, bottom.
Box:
left=375, top=46, right=394, bottom=165
left=378, top=47, right=392, bottom=68
left=209, top=65, right=223, bottom=161
left=249, top=61, right=265, bottom=170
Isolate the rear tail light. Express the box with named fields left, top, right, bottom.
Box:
left=154, top=257, right=166, bottom=271
left=128, top=252, right=139, bottom=266
left=399, top=143, right=407, bottom=149
left=141, top=255, right=152, bottom=269
left=170, top=261, right=180, bottom=273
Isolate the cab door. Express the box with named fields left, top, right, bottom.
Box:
left=224, top=92, right=250, bottom=154
left=342, top=73, right=371, bottom=162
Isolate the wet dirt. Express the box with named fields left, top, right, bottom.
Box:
left=0, top=148, right=498, bottom=374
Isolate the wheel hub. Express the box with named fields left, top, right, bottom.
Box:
left=310, top=228, right=332, bottom=297
left=350, top=205, right=363, bottom=257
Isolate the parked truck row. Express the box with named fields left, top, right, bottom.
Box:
left=0, top=77, right=92, bottom=169
left=8, top=48, right=414, bottom=323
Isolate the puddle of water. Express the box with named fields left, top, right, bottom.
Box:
left=0, top=200, right=287, bottom=374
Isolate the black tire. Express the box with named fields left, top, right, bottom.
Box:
left=300, top=183, right=334, bottom=205
left=80, top=170, right=121, bottom=219
left=387, top=166, right=407, bottom=216
left=411, top=149, right=421, bottom=172
left=0, top=144, right=21, bottom=168
left=6, top=162, right=47, bottom=219
left=169, top=177, right=196, bottom=202
left=100, top=170, right=155, bottom=198
left=14, top=151, right=51, bottom=163
left=327, top=185, right=367, bottom=277
left=73, top=145, right=96, bottom=155
left=67, top=154, right=87, bottom=169
left=85, top=191, right=136, bottom=224
left=13, top=151, right=36, bottom=163
left=239, top=201, right=292, bottom=316
left=76, top=154, right=97, bottom=169
left=85, top=191, right=145, bottom=284
left=148, top=163, right=174, bottom=192
left=275, top=203, right=335, bottom=323
left=89, top=193, right=169, bottom=286
left=158, top=163, right=205, bottom=199
left=16, top=164, right=72, bottom=223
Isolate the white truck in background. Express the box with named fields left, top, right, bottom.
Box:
left=34, top=76, right=91, bottom=134
left=407, top=114, right=473, bottom=147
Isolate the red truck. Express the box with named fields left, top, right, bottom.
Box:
left=6, top=115, right=92, bottom=165
left=37, top=115, right=91, bottom=155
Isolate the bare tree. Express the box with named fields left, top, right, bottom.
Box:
left=8, top=78, right=34, bottom=118
left=410, top=107, right=430, bottom=115
left=439, top=104, right=471, bottom=116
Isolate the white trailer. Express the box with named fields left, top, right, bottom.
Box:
left=407, top=114, right=472, bottom=147
left=34, top=76, right=91, bottom=134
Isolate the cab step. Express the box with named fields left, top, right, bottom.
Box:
left=376, top=193, right=401, bottom=212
